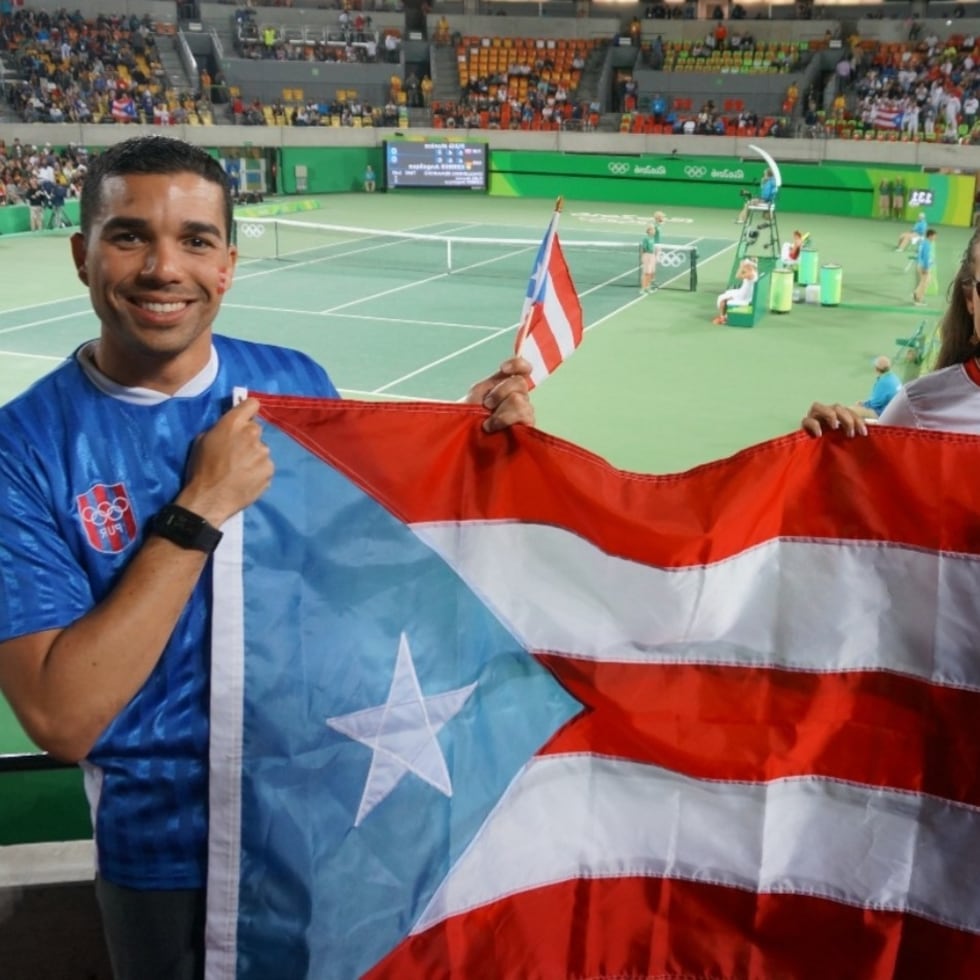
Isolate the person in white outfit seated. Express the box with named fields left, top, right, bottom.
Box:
left=713, top=258, right=758, bottom=324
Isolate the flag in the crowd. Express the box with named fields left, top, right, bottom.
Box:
left=872, top=102, right=903, bottom=129
left=513, top=199, right=584, bottom=389
left=207, top=397, right=980, bottom=980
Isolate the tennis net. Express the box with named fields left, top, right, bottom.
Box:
left=232, top=217, right=699, bottom=292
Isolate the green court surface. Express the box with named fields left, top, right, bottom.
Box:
left=0, top=191, right=970, bottom=846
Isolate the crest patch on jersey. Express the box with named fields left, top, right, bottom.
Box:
left=76, top=483, right=138, bottom=553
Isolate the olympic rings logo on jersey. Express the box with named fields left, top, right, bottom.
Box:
left=239, top=222, right=267, bottom=239
left=80, top=497, right=131, bottom=527
left=607, top=162, right=631, bottom=176
left=76, top=483, right=138, bottom=554
left=684, top=166, right=707, bottom=179
left=658, top=250, right=686, bottom=268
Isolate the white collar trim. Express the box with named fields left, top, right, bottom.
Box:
left=77, top=342, right=219, bottom=404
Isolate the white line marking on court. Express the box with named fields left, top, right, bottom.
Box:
left=0, top=295, right=88, bottom=316
left=219, top=303, right=501, bottom=332
left=368, top=235, right=734, bottom=397
left=0, top=349, right=67, bottom=362
left=0, top=311, right=92, bottom=336
left=315, top=244, right=539, bottom=316
left=339, top=388, right=444, bottom=402
left=331, top=312, right=498, bottom=331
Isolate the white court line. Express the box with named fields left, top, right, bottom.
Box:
left=370, top=248, right=662, bottom=396
left=232, top=220, right=483, bottom=291
left=0, top=310, right=94, bottom=337
left=219, top=304, right=500, bottom=332
left=0, top=294, right=88, bottom=316
left=0, top=349, right=67, bottom=362
left=371, top=236, right=734, bottom=398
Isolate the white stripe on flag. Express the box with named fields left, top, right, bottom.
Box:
left=539, top=279, right=578, bottom=357
left=206, top=511, right=247, bottom=980
left=521, top=334, right=551, bottom=388
left=414, top=754, right=980, bottom=935
left=412, top=523, right=980, bottom=688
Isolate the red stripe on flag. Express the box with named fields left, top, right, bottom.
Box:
left=255, top=400, right=980, bottom=565
left=365, top=875, right=980, bottom=980
left=524, top=304, right=564, bottom=378
left=537, top=657, right=980, bottom=805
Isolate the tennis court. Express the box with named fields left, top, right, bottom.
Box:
left=0, top=192, right=972, bottom=847
left=1, top=191, right=966, bottom=479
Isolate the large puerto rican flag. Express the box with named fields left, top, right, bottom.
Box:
left=513, top=201, right=584, bottom=389
left=207, top=397, right=980, bottom=980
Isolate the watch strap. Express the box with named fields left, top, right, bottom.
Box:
left=150, top=503, right=223, bottom=555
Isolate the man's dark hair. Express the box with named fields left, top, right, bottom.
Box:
left=79, top=136, right=233, bottom=241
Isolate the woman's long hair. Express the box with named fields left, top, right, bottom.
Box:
left=935, top=226, right=980, bottom=370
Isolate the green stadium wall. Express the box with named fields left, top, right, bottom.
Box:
left=489, top=151, right=976, bottom=227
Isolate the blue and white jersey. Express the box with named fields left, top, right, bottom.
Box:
left=0, top=334, right=338, bottom=889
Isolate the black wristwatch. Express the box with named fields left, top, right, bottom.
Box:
left=149, top=504, right=223, bottom=555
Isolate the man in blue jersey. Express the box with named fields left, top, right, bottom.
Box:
left=0, top=136, right=533, bottom=980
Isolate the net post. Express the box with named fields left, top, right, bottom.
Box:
left=275, top=219, right=281, bottom=261
left=690, top=247, right=698, bottom=292
left=447, top=239, right=453, bottom=274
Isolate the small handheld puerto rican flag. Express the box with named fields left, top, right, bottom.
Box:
left=513, top=198, right=584, bottom=389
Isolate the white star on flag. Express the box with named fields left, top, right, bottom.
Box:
left=326, top=632, right=477, bottom=827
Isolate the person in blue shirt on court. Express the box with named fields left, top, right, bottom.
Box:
left=852, top=355, right=902, bottom=420
left=0, top=135, right=533, bottom=980
left=913, top=227, right=937, bottom=306
left=897, top=211, right=928, bottom=253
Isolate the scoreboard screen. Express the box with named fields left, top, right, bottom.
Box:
left=384, top=141, right=488, bottom=190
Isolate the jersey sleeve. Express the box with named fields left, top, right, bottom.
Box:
left=877, top=388, right=918, bottom=428
left=0, top=440, right=95, bottom=643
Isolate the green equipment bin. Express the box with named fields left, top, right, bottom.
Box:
left=820, top=264, right=843, bottom=306
left=798, top=249, right=819, bottom=286
left=770, top=268, right=794, bottom=313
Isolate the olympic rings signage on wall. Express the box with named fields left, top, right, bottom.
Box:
left=683, top=166, right=707, bottom=179
left=607, top=162, right=631, bottom=176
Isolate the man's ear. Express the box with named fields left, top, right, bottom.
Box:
left=70, top=232, right=88, bottom=285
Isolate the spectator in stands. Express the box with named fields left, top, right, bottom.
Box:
left=434, top=15, right=450, bottom=46
left=25, top=175, right=50, bottom=231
